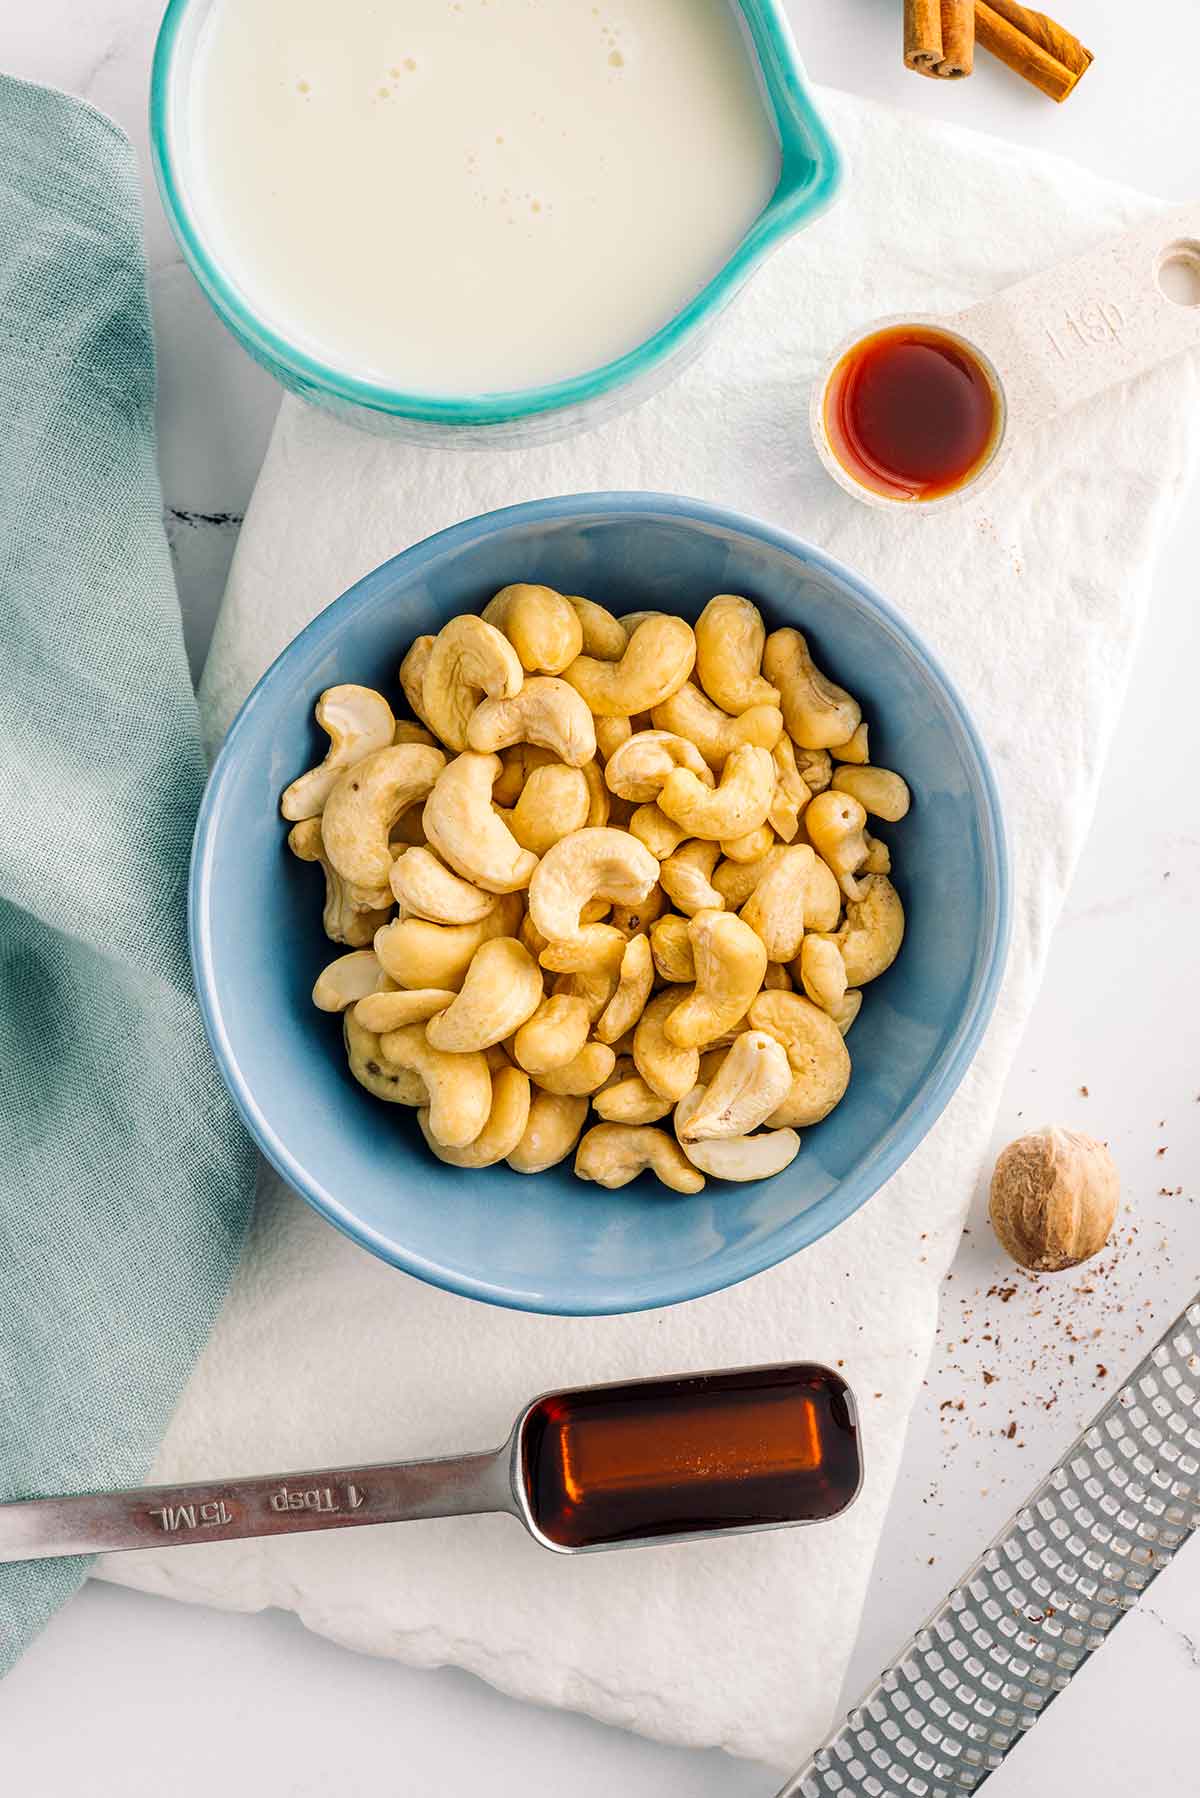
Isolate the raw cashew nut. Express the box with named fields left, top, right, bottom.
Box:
left=288, top=819, right=391, bottom=947
left=595, top=933, right=654, bottom=1044
left=507, top=1091, right=590, bottom=1173
left=531, top=1041, right=616, bottom=1097
left=537, top=923, right=627, bottom=976
left=354, top=987, right=457, bottom=1032
left=720, top=823, right=775, bottom=865
left=506, top=764, right=590, bottom=855
left=795, top=747, right=833, bottom=793
left=767, top=734, right=812, bottom=841
left=594, top=715, right=633, bottom=762
left=694, top=595, right=780, bottom=715
left=805, top=789, right=870, bottom=899
left=398, top=635, right=436, bottom=730
left=312, top=949, right=392, bottom=1013
left=739, top=845, right=813, bottom=962
left=562, top=616, right=696, bottom=717
left=483, top=584, right=583, bottom=674
left=762, top=629, right=861, bottom=750
left=466, top=676, right=596, bottom=767
left=797, top=936, right=848, bottom=1015
left=658, top=745, right=774, bottom=842
left=821, top=875, right=905, bottom=985
left=675, top=1030, right=792, bottom=1140
left=748, top=990, right=851, bottom=1127
left=281, top=685, right=397, bottom=821
left=832, top=722, right=870, bottom=765
left=423, top=752, right=538, bottom=893
left=527, top=827, right=659, bottom=957
left=343, top=1012, right=424, bottom=1105
left=374, top=1023, right=492, bottom=1148
left=567, top=595, right=628, bottom=662
left=651, top=682, right=782, bottom=771
left=611, top=882, right=665, bottom=939
left=633, top=989, right=701, bottom=1102
left=649, top=914, right=695, bottom=983
left=424, top=937, right=543, bottom=1052
left=664, top=910, right=768, bottom=1049
left=422, top=615, right=524, bottom=751
left=374, top=893, right=522, bottom=990
left=593, top=1069, right=675, bottom=1124
left=830, top=764, right=911, bottom=822
left=389, top=846, right=498, bottom=925
left=603, top=730, right=712, bottom=802
left=629, top=804, right=689, bottom=861
left=321, top=743, right=446, bottom=905
left=575, top=1124, right=704, bottom=1194
left=659, top=839, right=723, bottom=916
left=673, top=1087, right=800, bottom=1183
left=419, top=1064, right=532, bottom=1168
left=512, top=994, right=591, bottom=1076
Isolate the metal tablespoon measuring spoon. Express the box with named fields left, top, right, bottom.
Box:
left=812, top=202, right=1200, bottom=511
left=0, top=1364, right=860, bottom=1562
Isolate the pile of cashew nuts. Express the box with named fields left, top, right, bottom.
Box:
left=280, top=586, right=909, bottom=1192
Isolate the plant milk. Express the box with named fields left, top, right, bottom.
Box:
left=189, top=0, right=780, bottom=392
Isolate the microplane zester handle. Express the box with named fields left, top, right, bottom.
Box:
left=952, top=203, right=1200, bottom=428
left=776, top=1296, right=1200, bottom=1798
left=0, top=1447, right=515, bottom=1563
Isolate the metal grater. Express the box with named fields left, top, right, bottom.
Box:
left=776, top=1297, right=1200, bottom=1797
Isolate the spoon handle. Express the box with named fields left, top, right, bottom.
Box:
left=0, top=1447, right=513, bottom=1563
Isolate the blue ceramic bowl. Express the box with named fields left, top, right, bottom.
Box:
left=192, top=494, right=1009, bottom=1315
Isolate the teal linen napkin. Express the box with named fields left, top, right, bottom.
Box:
left=0, top=75, right=255, bottom=1668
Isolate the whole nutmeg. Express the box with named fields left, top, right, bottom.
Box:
left=988, top=1126, right=1119, bottom=1272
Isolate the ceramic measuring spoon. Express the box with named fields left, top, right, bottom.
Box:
left=812, top=203, right=1200, bottom=511
left=0, top=1363, right=859, bottom=1561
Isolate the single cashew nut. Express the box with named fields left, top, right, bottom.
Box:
left=594, top=715, right=633, bottom=762
left=593, top=1070, right=675, bottom=1124
left=531, top=1040, right=616, bottom=1097
left=830, top=764, right=911, bottom=822
left=538, top=922, right=627, bottom=976
left=651, top=682, right=782, bottom=771
left=806, top=789, right=871, bottom=899
left=389, top=846, right=498, bottom=925
left=694, top=595, right=780, bottom=715
left=321, top=743, right=446, bottom=905
left=797, top=935, right=848, bottom=1015
left=281, top=685, right=397, bottom=821
left=312, top=949, right=392, bottom=1012
left=675, top=1030, right=792, bottom=1140
left=595, top=933, right=654, bottom=1044
left=629, top=803, right=689, bottom=861
left=419, top=1064, right=532, bottom=1168
left=424, top=937, right=543, bottom=1052
left=611, top=882, right=665, bottom=939
left=575, top=1123, right=705, bottom=1194
left=603, top=729, right=712, bottom=802
left=527, top=827, right=658, bottom=956
left=398, top=635, right=436, bottom=731
left=483, top=584, right=583, bottom=674
left=720, top=823, right=776, bottom=865
left=354, top=987, right=456, bottom=1031
left=423, top=752, right=538, bottom=893
left=466, top=676, right=596, bottom=767
left=343, top=1012, right=424, bottom=1105
left=820, top=875, right=905, bottom=985
left=288, top=819, right=392, bottom=947
left=658, top=744, right=775, bottom=842
left=633, top=988, right=701, bottom=1102
left=832, top=722, right=870, bottom=765
left=422, top=615, right=524, bottom=751
left=504, top=763, right=591, bottom=857
left=506, top=1090, right=589, bottom=1173
left=665, top=910, right=768, bottom=1049
left=375, top=1023, right=492, bottom=1148
left=673, top=1087, right=800, bottom=1183
left=374, top=893, right=522, bottom=990
left=659, top=838, right=724, bottom=916
left=748, top=989, right=851, bottom=1127
left=767, top=734, right=812, bottom=842
left=512, top=994, right=591, bottom=1077
left=567, top=595, right=628, bottom=662
left=739, top=844, right=815, bottom=962
left=562, top=616, right=696, bottom=717
left=762, top=629, right=861, bottom=750
left=649, top=913, right=696, bottom=983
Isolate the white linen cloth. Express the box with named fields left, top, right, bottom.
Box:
left=100, top=89, right=1200, bottom=1770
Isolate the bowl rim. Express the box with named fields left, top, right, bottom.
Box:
left=190, top=491, right=1011, bottom=1315
left=149, top=0, right=842, bottom=427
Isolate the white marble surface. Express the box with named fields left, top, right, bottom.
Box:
left=2, top=4, right=1199, bottom=1793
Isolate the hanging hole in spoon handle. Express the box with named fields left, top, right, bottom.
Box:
left=812, top=201, right=1200, bottom=513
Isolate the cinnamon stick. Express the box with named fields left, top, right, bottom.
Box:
left=905, top=0, right=975, bottom=79
left=975, top=0, right=1093, bottom=101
